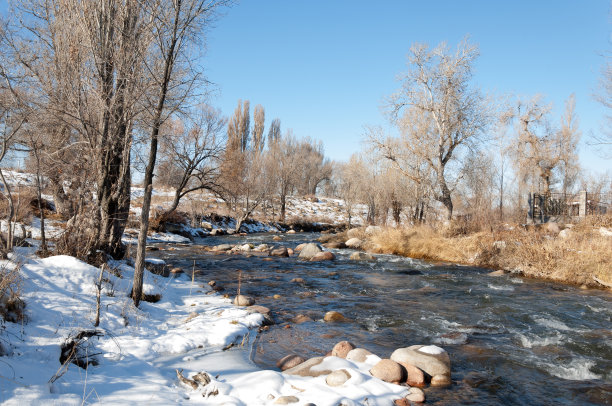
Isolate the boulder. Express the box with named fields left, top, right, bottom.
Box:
left=349, top=252, right=375, bottom=261
left=255, top=244, right=270, bottom=251
left=398, top=362, right=426, bottom=387
left=294, top=243, right=306, bottom=252
left=273, top=235, right=282, bottom=241
left=286, top=229, right=296, bottom=234
left=405, top=387, right=425, bottom=403
left=276, top=354, right=306, bottom=371
left=324, top=311, right=345, bottom=322
left=283, top=357, right=330, bottom=377
left=270, top=247, right=289, bottom=257
left=170, top=267, right=184, bottom=274
left=431, top=374, right=452, bottom=387
left=287, top=248, right=294, bottom=256
left=345, top=238, right=363, bottom=249
left=559, top=229, right=572, bottom=239
left=390, top=345, right=451, bottom=378
left=246, top=305, right=270, bottom=315
left=369, top=359, right=404, bottom=384
left=298, top=243, right=323, bottom=260
left=233, top=295, right=255, bottom=306
left=331, top=341, right=355, bottom=358
left=346, top=348, right=373, bottom=363
left=325, top=369, right=351, bottom=387
left=290, top=278, right=305, bottom=283
left=310, top=251, right=335, bottom=261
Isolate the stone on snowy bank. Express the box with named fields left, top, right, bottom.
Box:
left=345, top=238, right=363, bottom=248
left=276, top=354, right=306, bottom=371
left=346, top=348, right=373, bottom=363
left=282, top=357, right=331, bottom=377
left=406, top=387, right=426, bottom=403
left=274, top=395, right=299, bottom=404
left=369, top=359, right=404, bottom=384
left=398, top=362, right=426, bottom=387
left=326, top=369, right=351, bottom=386
left=233, top=295, right=255, bottom=306
left=391, top=345, right=451, bottom=378
left=331, top=341, right=355, bottom=358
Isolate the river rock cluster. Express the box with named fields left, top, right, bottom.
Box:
left=277, top=340, right=452, bottom=404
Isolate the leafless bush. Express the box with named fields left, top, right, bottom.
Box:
left=149, top=210, right=188, bottom=232
left=0, top=262, right=25, bottom=323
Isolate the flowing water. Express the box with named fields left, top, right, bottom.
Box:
left=155, top=233, right=612, bottom=405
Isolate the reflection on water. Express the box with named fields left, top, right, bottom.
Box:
left=155, top=233, right=612, bottom=405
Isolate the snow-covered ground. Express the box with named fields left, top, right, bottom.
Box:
left=0, top=251, right=413, bottom=405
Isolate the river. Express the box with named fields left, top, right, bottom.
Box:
left=154, top=232, right=612, bottom=405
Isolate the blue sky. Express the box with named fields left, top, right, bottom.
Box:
left=201, top=0, right=611, bottom=174
left=1, top=0, right=610, bottom=175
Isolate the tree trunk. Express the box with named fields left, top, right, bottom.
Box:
left=280, top=193, right=286, bottom=222
left=50, top=178, right=73, bottom=219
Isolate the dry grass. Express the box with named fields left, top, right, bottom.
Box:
left=368, top=217, right=612, bottom=288
left=0, top=262, right=25, bottom=323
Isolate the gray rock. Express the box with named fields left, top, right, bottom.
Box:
left=390, top=345, right=451, bottom=378
left=298, top=243, right=323, bottom=260
left=430, top=374, right=452, bottom=387
left=406, top=387, right=425, bottom=403
left=310, top=251, right=335, bottom=261
left=325, top=369, right=351, bottom=387
left=213, top=243, right=233, bottom=251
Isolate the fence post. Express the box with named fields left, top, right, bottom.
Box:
left=579, top=190, right=587, bottom=218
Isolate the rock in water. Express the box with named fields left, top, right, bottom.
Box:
left=324, top=311, right=345, bottom=322
left=431, top=374, right=452, bottom=387
left=297, top=243, right=323, bottom=260
left=331, top=341, right=355, bottom=358
left=398, top=362, right=426, bottom=387
left=310, top=251, right=335, bottom=261
left=276, top=354, right=306, bottom=371
left=270, top=247, right=289, bottom=257
left=326, top=369, right=351, bottom=386
left=405, top=387, right=425, bottom=403
left=233, top=295, right=255, bottom=306
left=369, top=359, right=404, bottom=384
left=349, top=252, right=375, bottom=261
left=390, top=345, right=451, bottom=378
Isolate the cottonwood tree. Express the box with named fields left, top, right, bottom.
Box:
left=133, top=0, right=230, bottom=307
left=382, top=38, right=490, bottom=220
left=267, top=118, right=281, bottom=145
left=506, top=94, right=581, bottom=203
left=294, top=138, right=333, bottom=196
left=591, top=53, right=611, bottom=155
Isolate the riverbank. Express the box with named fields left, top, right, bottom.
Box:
left=0, top=248, right=424, bottom=405
left=320, top=218, right=612, bottom=289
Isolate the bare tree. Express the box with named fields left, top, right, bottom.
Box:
left=590, top=52, right=611, bottom=155
left=267, top=118, right=281, bottom=145
left=156, top=105, right=226, bottom=214
left=385, top=38, right=491, bottom=220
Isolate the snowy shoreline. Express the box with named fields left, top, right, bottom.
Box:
left=0, top=246, right=421, bottom=405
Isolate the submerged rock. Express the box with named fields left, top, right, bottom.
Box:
left=349, top=252, right=375, bottom=261
left=310, top=251, right=335, bottom=261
